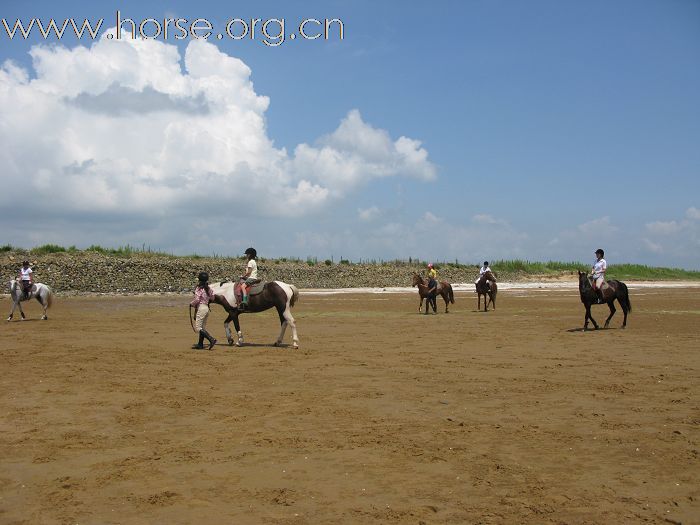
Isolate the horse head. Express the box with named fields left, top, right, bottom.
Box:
left=577, top=270, right=592, bottom=292
left=483, top=270, right=496, bottom=282
left=411, top=272, right=423, bottom=287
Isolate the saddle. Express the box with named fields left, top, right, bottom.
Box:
left=233, top=280, right=266, bottom=304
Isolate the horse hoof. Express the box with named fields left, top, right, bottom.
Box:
left=292, top=344, right=299, bottom=349
left=227, top=338, right=234, bottom=346
left=41, top=316, right=47, bottom=320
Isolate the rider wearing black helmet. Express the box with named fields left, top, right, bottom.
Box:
left=190, top=271, right=217, bottom=349
left=239, top=247, right=258, bottom=309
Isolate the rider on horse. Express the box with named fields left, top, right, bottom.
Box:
left=18, top=260, right=33, bottom=300
left=591, top=248, right=608, bottom=304
left=239, top=247, right=259, bottom=310
left=427, top=263, right=438, bottom=296
left=475, top=261, right=492, bottom=292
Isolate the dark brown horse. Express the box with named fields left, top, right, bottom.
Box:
left=206, top=280, right=300, bottom=348
left=411, top=272, right=454, bottom=314
left=577, top=270, right=631, bottom=330
left=475, top=270, right=497, bottom=312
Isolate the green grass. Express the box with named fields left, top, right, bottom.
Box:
left=606, top=264, right=700, bottom=281
left=489, top=260, right=700, bottom=280
left=31, top=244, right=69, bottom=254
left=490, top=259, right=582, bottom=274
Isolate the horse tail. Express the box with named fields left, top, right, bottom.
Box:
left=617, top=281, right=631, bottom=313
left=448, top=284, right=455, bottom=304
left=289, top=284, right=300, bottom=308
left=46, top=285, right=55, bottom=309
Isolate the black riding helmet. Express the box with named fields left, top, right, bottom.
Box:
left=245, top=247, right=257, bottom=259
left=198, top=271, right=209, bottom=283
left=483, top=261, right=489, bottom=266
left=595, top=249, right=604, bottom=257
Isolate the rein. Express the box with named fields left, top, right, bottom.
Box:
left=189, top=305, right=196, bottom=333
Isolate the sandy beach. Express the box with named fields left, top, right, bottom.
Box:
left=1, top=286, right=698, bottom=524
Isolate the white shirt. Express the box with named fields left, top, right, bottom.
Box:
left=592, top=258, right=607, bottom=279
left=479, top=266, right=491, bottom=275
left=246, top=259, right=258, bottom=279
left=20, top=267, right=33, bottom=281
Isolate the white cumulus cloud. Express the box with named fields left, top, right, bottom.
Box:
left=0, top=31, right=436, bottom=231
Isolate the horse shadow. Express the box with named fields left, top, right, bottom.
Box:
left=228, top=341, right=295, bottom=349
left=566, top=326, right=619, bottom=333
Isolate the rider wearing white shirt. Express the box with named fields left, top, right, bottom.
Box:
left=18, top=260, right=33, bottom=299
left=239, top=247, right=259, bottom=309
left=591, top=249, right=608, bottom=303
left=475, top=261, right=492, bottom=286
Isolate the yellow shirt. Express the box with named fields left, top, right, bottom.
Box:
left=428, top=268, right=437, bottom=279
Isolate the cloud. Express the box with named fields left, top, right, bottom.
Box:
left=646, top=220, right=682, bottom=235
left=686, top=207, right=700, bottom=220
left=358, top=206, right=381, bottom=221
left=472, top=214, right=508, bottom=226
left=0, top=31, right=436, bottom=228
left=642, top=238, right=663, bottom=254
left=577, top=216, right=618, bottom=236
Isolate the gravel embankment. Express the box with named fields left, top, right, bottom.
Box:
left=1, top=251, right=537, bottom=294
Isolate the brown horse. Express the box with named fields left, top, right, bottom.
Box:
left=475, top=271, right=497, bottom=312
left=411, top=272, right=454, bottom=314
left=577, top=270, right=631, bottom=330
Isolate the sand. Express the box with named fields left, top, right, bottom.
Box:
left=1, top=287, right=698, bottom=524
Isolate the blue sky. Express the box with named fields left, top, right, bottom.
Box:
left=1, top=0, right=699, bottom=268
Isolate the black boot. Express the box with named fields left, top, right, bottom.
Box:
left=201, top=329, right=217, bottom=350
left=192, top=332, right=205, bottom=349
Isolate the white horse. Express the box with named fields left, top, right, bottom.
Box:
left=7, top=279, right=55, bottom=321
left=206, top=280, right=300, bottom=349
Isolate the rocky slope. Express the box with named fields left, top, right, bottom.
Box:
left=1, top=251, right=528, bottom=294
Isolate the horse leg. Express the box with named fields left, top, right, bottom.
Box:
left=477, top=293, right=481, bottom=311
left=18, top=301, right=26, bottom=320
left=274, top=304, right=299, bottom=349
left=231, top=313, right=243, bottom=346
left=223, top=312, right=234, bottom=345
left=7, top=299, right=18, bottom=321
left=443, top=292, right=449, bottom=313
left=584, top=304, right=598, bottom=330
left=418, top=296, right=423, bottom=314
left=604, top=302, right=616, bottom=329
left=619, top=298, right=628, bottom=329
left=39, top=295, right=48, bottom=320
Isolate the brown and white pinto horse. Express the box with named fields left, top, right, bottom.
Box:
left=411, top=272, right=455, bottom=314
left=207, top=280, right=300, bottom=348
left=475, top=270, right=497, bottom=312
